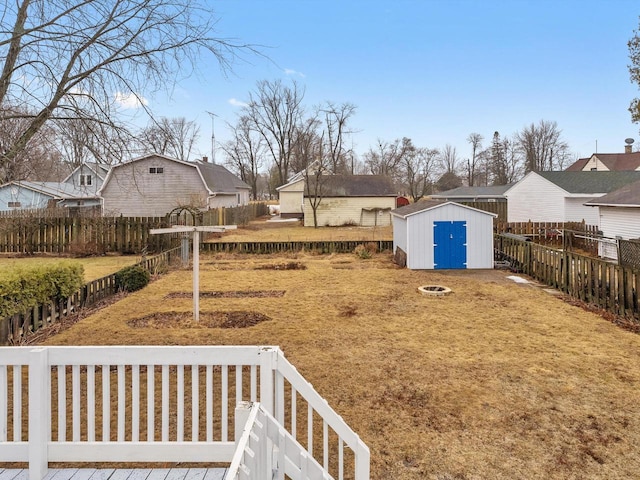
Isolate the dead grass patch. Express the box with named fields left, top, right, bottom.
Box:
left=165, top=290, right=285, bottom=299
left=37, top=252, right=640, bottom=480
left=127, top=311, right=271, bottom=329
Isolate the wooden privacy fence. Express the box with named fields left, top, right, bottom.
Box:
left=457, top=201, right=507, bottom=221
left=202, top=240, right=394, bottom=254
left=0, top=203, right=268, bottom=254
left=495, top=235, right=640, bottom=320
left=0, top=247, right=181, bottom=345
left=495, top=221, right=600, bottom=255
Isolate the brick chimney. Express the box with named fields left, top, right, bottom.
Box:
left=202, top=156, right=208, bottom=163
left=625, top=144, right=633, bottom=154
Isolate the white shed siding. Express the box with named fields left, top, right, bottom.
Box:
left=303, top=197, right=395, bottom=227
left=598, top=207, right=640, bottom=260
left=392, top=216, right=407, bottom=254
left=402, top=203, right=494, bottom=270
left=564, top=197, right=602, bottom=224
left=101, top=157, right=208, bottom=216
left=505, top=173, right=566, bottom=222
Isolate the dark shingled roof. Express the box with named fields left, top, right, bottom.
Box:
left=432, top=184, right=513, bottom=198
left=306, top=175, right=396, bottom=197
left=390, top=199, right=447, bottom=218
left=585, top=178, right=640, bottom=207
left=536, top=171, right=640, bottom=194
left=196, top=161, right=250, bottom=193
left=566, top=153, right=640, bottom=171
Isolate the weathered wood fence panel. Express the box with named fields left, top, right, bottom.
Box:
left=495, top=234, right=640, bottom=322
left=202, top=240, right=393, bottom=254
left=0, top=247, right=181, bottom=345
left=0, top=203, right=268, bottom=254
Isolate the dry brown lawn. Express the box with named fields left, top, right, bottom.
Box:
left=40, top=249, right=640, bottom=480
left=205, top=217, right=392, bottom=242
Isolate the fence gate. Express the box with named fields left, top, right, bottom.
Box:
left=619, top=239, right=640, bottom=270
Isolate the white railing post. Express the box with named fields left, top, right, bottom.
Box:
left=259, top=347, right=277, bottom=415
left=355, top=443, right=371, bottom=480
left=29, top=348, right=49, bottom=480
left=234, top=401, right=252, bottom=444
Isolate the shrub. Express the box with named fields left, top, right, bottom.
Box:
left=115, top=265, right=150, bottom=292
left=354, top=244, right=372, bottom=259
left=0, top=262, right=84, bottom=318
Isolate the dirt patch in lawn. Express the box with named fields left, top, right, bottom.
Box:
left=165, top=290, right=285, bottom=299
left=127, top=311, right=271, bottom=329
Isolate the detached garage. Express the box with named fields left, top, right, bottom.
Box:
left=391, top=200, right=497, bottom=270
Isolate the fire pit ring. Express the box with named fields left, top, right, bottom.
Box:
left=418, top=285, right=452, bottom=297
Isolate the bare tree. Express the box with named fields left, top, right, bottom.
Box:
left=363, top=137, right=412, bottom=179
left=439, top=144, right=460, bottom=174
left=517, top=120, right=569, bottom=172
left=243, top=79, right=305, bottom=187
left=628, top=20, right=640, bottom=124
left=403, top=146, right=439, bottom=202
left=138, top=117, right=200, bottom=162
left=466, top=133, right=483, bottom=186
left=320, top=101, right=356, bottom=174
left=0, top=105, right=63, bottom=182
left=222, top=115, right=265, bottom=200
left=0, top=0, right=253, bottom=174
left=55, top=118, right=129, bottom=168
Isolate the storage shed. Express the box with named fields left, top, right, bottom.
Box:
left=391, top=200, right=497, bottom=270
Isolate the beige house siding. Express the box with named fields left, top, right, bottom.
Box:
left=278, top=179, right=304, bottom=218
left=208, top=190, right=250, bottom=209
left=303, top=196, right=395, bottom=227
left=581, top=156, right=610, bottom=171
left=101, top=156, right=208, bottom=216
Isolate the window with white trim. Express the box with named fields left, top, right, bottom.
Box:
left=80, top=174, right=92, bottom=186
left=149, top=167, right=164, bottom=174
left=8, top=201, right=21, bottom=208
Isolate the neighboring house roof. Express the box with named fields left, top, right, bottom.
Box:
left=585, top=178, right=640, bottom=207
left=62, top=162, right=110, bottom=183
left=0, top=181, right=97, bottom=200
left=510, top=171, right=640, bottom=195
left=196, top=161, right=250, bottom=193
left=98, top=154, right=249, bottom=195
left=390, top=199, right=498, bottom=219
left=431, top=184, right=513, bottom=199
left=566, top=153, right=640, bottom=171
left=305, top=175, right=396, bottom=197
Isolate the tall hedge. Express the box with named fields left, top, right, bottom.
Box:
left=0, top=262, right=84, bottom=318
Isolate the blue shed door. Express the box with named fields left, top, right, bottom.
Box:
left=433, top=221, right=467, bottom=269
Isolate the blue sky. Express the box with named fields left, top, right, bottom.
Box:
left=139, top=0, right=640, bottom=165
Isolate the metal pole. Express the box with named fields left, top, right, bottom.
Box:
left=193, top=230, right=200, bottom=323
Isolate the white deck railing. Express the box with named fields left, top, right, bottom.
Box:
left=0, top=346, right=369, bottom=480
left=228, top=401, right=333, bottom=480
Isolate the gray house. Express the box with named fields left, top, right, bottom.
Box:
left=99, top=154, right=250, bottom=217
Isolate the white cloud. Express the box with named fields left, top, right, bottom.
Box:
left=114, top=91, right=148, bottom=109
left=228, top=98, right=248, bottom=107
left=284, top=68, right=306, bottom=78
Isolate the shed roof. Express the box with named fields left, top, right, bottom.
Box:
left=390, top=199, right=497, bottom=219
left=533, top=171, right=640, bottom=194
left=306, top=175, right=396, bottom=197
left=584, top=178, right=640, bottom=207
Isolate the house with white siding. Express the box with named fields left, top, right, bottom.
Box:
left=99, top=154, right=250, bottom=217
left=391, top=200, right=496, bottom=270
left=585, top=179, right=640, bottom=260
left=504, top=171, right=640, bottom=224
left=280, top=174, right=397, bottom=227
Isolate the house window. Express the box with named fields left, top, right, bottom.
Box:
left=80, top=174, right=92, bottom=186
left=590, top=167, right=597, bottom=171
left=149, top=167, right=164, bottom=174
left=8, top=201, right=21, bottom=208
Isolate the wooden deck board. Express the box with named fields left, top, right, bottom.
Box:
left=0, top=470, right=227, bottom=480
